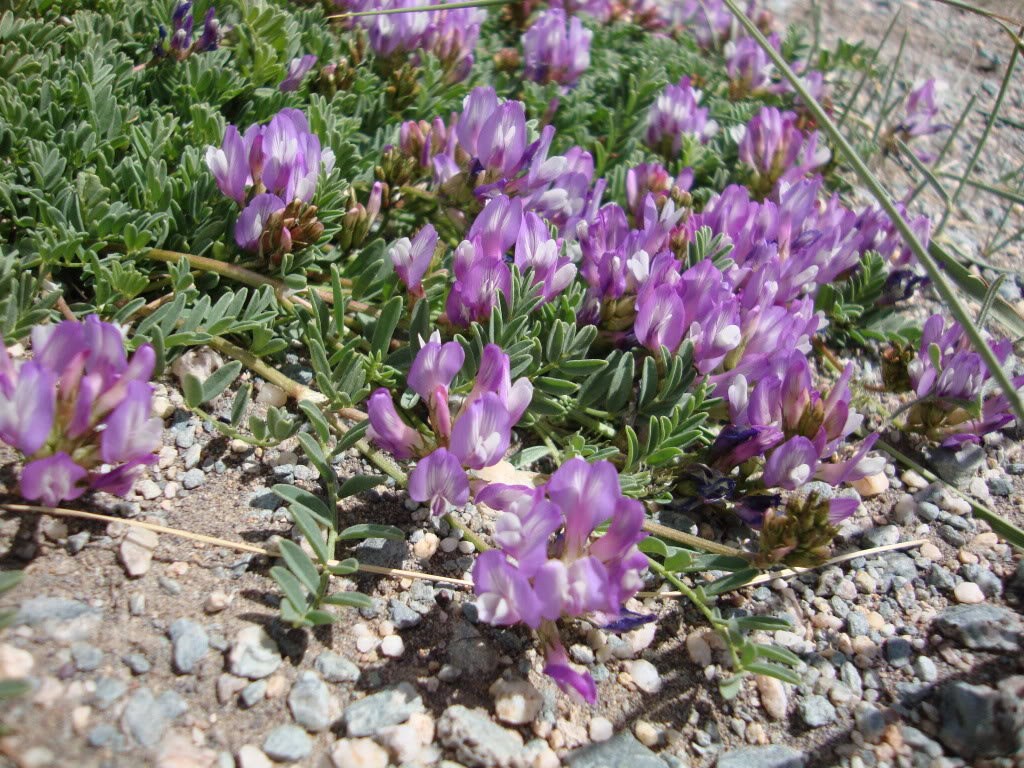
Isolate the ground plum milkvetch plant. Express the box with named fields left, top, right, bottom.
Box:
left=2, top=0, right=1024, bottom=710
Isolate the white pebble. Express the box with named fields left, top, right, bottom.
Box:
left=380, top=635, right=404, bottom=658
left=356, top=636, right=379, bottom=654
left=954, top=582, right=985, bottom=604
left=456, top=540, right=476, bottom=554
left=625, top=659, right=662, bottom=694
left=589, top=716, right=613, bottom=742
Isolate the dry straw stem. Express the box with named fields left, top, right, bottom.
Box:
left=1, top=503, right=472, bottom=588
left=641, top=538, right=926, bottom=598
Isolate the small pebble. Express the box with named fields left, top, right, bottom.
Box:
left=380, top=635, right=405, bottom=658
left=954, top=582, right=985, bottom=604
left=589, top=717, right=613, bottom=742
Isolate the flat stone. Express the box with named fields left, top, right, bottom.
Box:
left=168, top=618, right=209, bottom=674
left=343, top=683, right=424, bottom=738
left=93, top=676, right=127, bottom=710
left=262, top=725, right=312, bottom=763
left=72, top=642, right=102, bottom=672
left=438, top=705, right=527, bottom=768
left=314, top=652, right=360, bottom=684
left=229, top=626, right=282, bottom=679
left=121, top=687, right=169, bottom=748
left=567, top=732, right=667, bottom=768
left=181, top=468, right=205, bottom=490
left=862, top=525, right=900, bottom=548
left=446, top=620, right=498, bottom=677
left=240, top=680, right=267, bottom=709
left=120, top=528, right=158, bottom=577
left=388, top=599, right=422, bottom=629
left=924, top=443, right=985, bottom=487
left=716, top=745, right=807, bottom=768
left=934, top=604, right=1023, bottom=651
left=288, top=672, right=331, bottom=732
left=799, top=695, right=835, bottom=728
left=855, top=705, right=886, bottom=743
left=16, top=597, right=101, bottom=642
left=937, top=680, right=1020, bottom=759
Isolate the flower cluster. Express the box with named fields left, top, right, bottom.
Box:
left=522, top=8, right=593, bottom=87
left=644, top=77, right=718, bottom=157
left=739, top=107, right=830, bottom=192
left=153, top=2, right=221, bottom=62
left=399, top=86, right=602, bottom=235
left=340, top=0, right=484, bottom=81
left=0, top=317, right=162, bottom=506
left=905, top=314, right=1023, bottom=446
left=368, top=337, right=533, bottom=514
left=206, top=109, right=335, bottom=258
left=473, top=457, right=648, bottom=702
left=725, top=34, right=782, bottom=97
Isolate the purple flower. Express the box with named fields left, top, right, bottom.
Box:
left=20, top=453, right=88, bottom=507
left=408, top=330, right=465, bottom=403
left=473, top=549, right=543, bottom=627
left=546, top=457, right=620, bottom=556
left=522, top=8, right=592, bottom=87
left=205, top=126, right=250, bottom=205
left=100, top=380, right=162, bottom=464
left=367, top=388, right=424, bottom=459
left=279, top=54, right=317, bottom=92
left=763, top=436, right=820, bottom=490
left=445, top=254, right=512, bottom=327
left=390, top=224, right=438, bottom=296
left=154, top=2, right=222, bottom=60
left=514, top=213, right=577, bottom=302
left=625, top=163, right=692, bottom=220
left=739, top=107, right=830, bottom=189
left=408, top=448, right=470, bottom=516
left=0, top=360, right=56, bottom=456
left=542, top=638, right=597, bottom=704
left=477, top=101, right=529, bottom=180
left=645, top=77, right=717, bottom=157
left=449, top=392, right=512, bottom=470
left=235, top=193, right=285, bottom=252
left=726, top=34, right=781, bottom=96
left=893, top=80, right=947, bottom=161
left=467, top=195, right=523, bottom=258
left=465, top=344, right=533, bottom=423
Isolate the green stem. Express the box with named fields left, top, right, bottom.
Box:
left=718, top=0, right=1024, bottom=426
left=355, top=438, right=408, bottom=486
left=642, top=520, right=745, bottom=557
left=207, top=336, right=328, bottom=404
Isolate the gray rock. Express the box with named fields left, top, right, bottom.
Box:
left=565, top=732, right=667, bottom=768
left=863, top=525, right=900, bottom=548
left=799, top=695, right=836, bottom=728
left=353, top=536, right=408, bottom=568
left=93, top=676, right=127, bottom=710
left=855, top=705, right=886, bottom=743
left=87, top=724, right=125, bottom=750
left=248, top=490, right=280, bottom=510
left=158, top=690, right=188, bottom=720
left=314, top=651, right=360, bottom=684
left=987, top=476, right=1013, bottom=496
left=389, top=598, right=422, bottom=629
left=1010, top=560, right=1024, bottom=602
left=181, top=468, right=205, bottom=490
left=933, top=604, right=1023, bottom=651
left=437, top=705, right=527, bottom=768
left=716, top=745, right=807, bottom=768
left=937, top=680, right=1022, bottom=759
left=67, top=531, right=90, bottom=554
left=15, top=597, right=101, bottom=642
left=884, top=638, right=913, bottom=668
left=123, top=653, right=150, bottom=675
left=343, top=683, right=424, bottom=737
left=288, top=672, right=331, bottom=732
left=846, top=612, right=869, bottom=637
left=72, top=642, right=103, bottom=671
left=229, top=626, right=282, bottom=679
left=924, top=443, right=985, bottom=487
left=447, top=620, right=498, bottom=677
left=913, top=656, right=938, bottom=683
left=240, top=680, right=266, bottom=709
left=959, top=564, right=1003, bottom=597
left=169, top=618, right=209, bottom=674
left=121, top=688, right=169, bottom=748
left=916, top=501, right=941, bottom=522
left=262, top=725, right=312, bottom=763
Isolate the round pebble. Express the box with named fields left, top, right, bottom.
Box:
left=954, top=582, right=985, bottom=604
left=589, top=717, right=613, bottom=742
left=380, top=635, right=405, bottom=658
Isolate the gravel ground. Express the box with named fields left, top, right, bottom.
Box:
left=2, top=2, right=1024, bottom=768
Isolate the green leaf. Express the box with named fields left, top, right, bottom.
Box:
left=733, top=615, right=793, bottom=632
left=278, top=539, right=322, bottom=596
left=339, top=474, right=385, bottom=498
left=201, top=360, right=242, bottom=403
left=297, top=432, right=332, bottom=481
left=703, top=568, right=758, bottom=596
left=270, top=565, right=309, bottom=614
left=370, top=296, right=404, bottom=357
left=0, top=679, right=30, bottom=700
left=230, top=384, right=251, bottom=427
left=335, top=420, right=369, bottom=453
left=305, top=609, right=338, bottom=626
left=718, top=675, right=744, bottom=700
left=753, top=643, right=803, bottom=667
left=289, top=505, right=330, bottom=563
left=327, top=557, right=359, bottom=576
left=743, top=661, right=801, bottom=685
left=338, top=523, right=404, bottom=542
left=509, top=445, right=551, bottom=469
left=0, top=571, right=24, bottom=594
left=298, top=400, right=331, bottom=445
left=323, top=591, right=376, bottom=609
left=182, top=373, right=205, bottom=409
left=273, top=485, right=333, bottom=527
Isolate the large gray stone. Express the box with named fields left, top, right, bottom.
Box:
left=437, top=705, right=527, bottom=768
left=342, top=683, right=423, bottom=737
left=716, top=745, right=806, bottom=768
left=168, top=618, right=209, bottom=674
left=121, top=688, right=169, bottom=748
left=262, top=725, right=311, bottom=762
left=446, top=620, right=498, bottom=677
left=933, top=604, right=1023, bottom=651
left=924, top=443, right=985, bottom=487
left=288, top=672, right=331, bottom=732
left=937, top=679, right=1023, bottom=759
left=15, top=597, right=101, bottom=642
left=567, top=731, right=668, bottom=768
